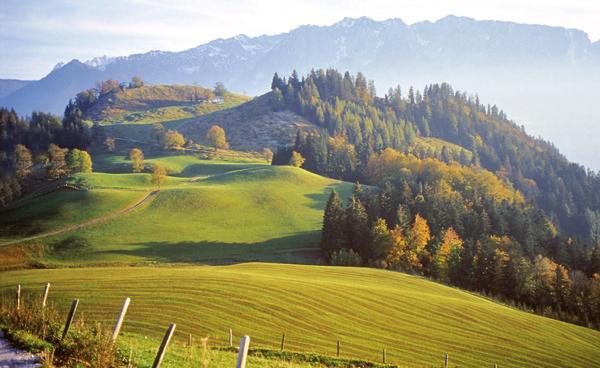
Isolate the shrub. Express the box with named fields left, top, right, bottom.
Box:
left=330, top=249, right=362, bottom=266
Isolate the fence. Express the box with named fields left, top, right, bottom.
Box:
left=7, top=282, right=502, bottom=368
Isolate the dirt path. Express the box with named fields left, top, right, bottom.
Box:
left=0, top=332, right=40, bottom=368
left=0, top=191, right=158, bottom=247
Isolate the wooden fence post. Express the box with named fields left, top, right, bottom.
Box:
left=236, top=335, right=250, bottom=368
left=188, top=333, right=193, bottom=347
left=16, top=284, right=20, bottom=311
left=444, top=353, right=449, bottom=368
left=152, top=323, right=176, bottom=368
left=111, top=297, right=131, bottom=343
left=229, top=328, right=233, bottom=347
left=41, top=283, right=50, bottom=308
left=337, top=340, right=340, bottom=357
left=280, top=333, right=286, bottom=351
left=61, top=298, right=79, bottom=339
left=383, top=348, right=386, bottom=364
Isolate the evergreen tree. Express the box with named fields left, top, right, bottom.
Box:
left=321, top=190, right=345, bottom=256
left=345, top=195, right=370, bottom=260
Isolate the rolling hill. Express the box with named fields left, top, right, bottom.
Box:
left=1, top=263, right=599, bottom=367
left=0, top=154, right=353, bottom=268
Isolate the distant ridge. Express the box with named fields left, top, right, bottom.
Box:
left=1, top=16, right=597, bottom=115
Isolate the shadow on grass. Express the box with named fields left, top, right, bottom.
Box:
left=303, top=182, right=355, bottom=211
left=92, top=231, right=322, bottom=265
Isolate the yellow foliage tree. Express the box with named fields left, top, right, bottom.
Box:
left=438, top=227, right=463, bottom=259
left=206, top=125, right=229, bottom=150
left=129, top=148, right=144, bottom=173
left=410, top=214, right=431, bottom=254
left=387, top=224, right=422, bottom=271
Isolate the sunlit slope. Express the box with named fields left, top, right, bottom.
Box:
left=2, top=264, right=599, bottom=368
left=1, top=156, right=353, bottom=266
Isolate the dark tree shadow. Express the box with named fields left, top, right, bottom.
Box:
left=92, top=232, right=323, bottom=265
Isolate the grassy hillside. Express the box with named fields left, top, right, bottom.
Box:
left=0, top=154, right=353, bottom=267
left=177, top=93, right=318, bottom=150
left=2, top=264, right=599, bottom=367
left=88, top=85, right=250, bottom=125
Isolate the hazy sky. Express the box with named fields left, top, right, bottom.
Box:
left=1, top=0, right=599, bottom=80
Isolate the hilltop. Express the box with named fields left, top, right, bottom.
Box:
left=82, top=83, right=250, bottom=124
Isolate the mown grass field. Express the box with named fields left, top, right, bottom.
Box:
left=0, top=154, right=353, bottom=266
left=1, top=264, right=599, bottom=368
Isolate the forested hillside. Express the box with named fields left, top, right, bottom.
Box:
left=270, top=70, right=600, bottom=241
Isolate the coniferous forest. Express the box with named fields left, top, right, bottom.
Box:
left=271, top=69, right=600, bottom=328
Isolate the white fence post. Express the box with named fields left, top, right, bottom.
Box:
left=236, top=335, right=250, bottom=368
left=111, top=297, right=131, bottom=342
left=41, top=283, right=50, bottom=307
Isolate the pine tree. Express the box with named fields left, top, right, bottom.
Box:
left=345, top=195, right=370, bottom=260
left=321, top=190, right=345, bottom=256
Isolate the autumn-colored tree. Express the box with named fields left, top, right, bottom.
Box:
left=151, top=164, right=167, bottom=189
left=80, top=151, right=93, bottom=173
left=129, top=148, right=144, bottom=173
left=262, top=148, right=274, bottom=163
left=104, top=137, right=116, bottom=152
left=410, top=214, right=431, bottom=254
left=163, top=130, right=185, bottom=150
left=14, top=144, right=32, bottom=180
left=206, top=125, right=229, bottom=150
left=438, top=227, right=463, bottom=259
left=96, top=79, right=121, bottom=95
left=289, top=151, right=305, bottom=168
left=129, top=76, right=144, bottom=88
left=47, top=144, right=67, bottom=180
left=386, top=224, right=420, bottom=271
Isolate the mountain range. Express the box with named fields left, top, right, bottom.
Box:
left=2, top=15, right=600, bottom=168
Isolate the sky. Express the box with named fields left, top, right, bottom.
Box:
left=1, top=0, right=600, bottom=80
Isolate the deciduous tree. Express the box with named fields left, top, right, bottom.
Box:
left=151, top=164, right=167, bottom=189
left=129, top=148, right=144, bottom=173
left=289, top=151, right=305, bottom=168
left=47, top=144, right=67, bottom=180
left=206, top=125, right=229, bottom=150
left=14, top=144, right=32, bottom=180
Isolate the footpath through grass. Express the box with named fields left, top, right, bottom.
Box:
left=1, top=263, right=599, bottom=368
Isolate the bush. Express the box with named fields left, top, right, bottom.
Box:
left=330, top=249, right=362, bottom=266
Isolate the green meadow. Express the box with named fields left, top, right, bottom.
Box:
left=1, top=264, right=599, bottom=368
left=0, top=154, right=353, bottom=266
